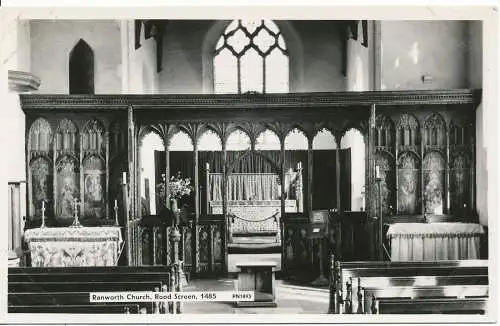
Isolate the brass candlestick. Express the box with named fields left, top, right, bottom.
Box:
left=40, top=201, right=46, bottom=228
left=114, top=199, right=119, bottom=226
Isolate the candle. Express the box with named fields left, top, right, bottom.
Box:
left=42, top=201, right=45, bottom=211
left=375, top=165, right=381, bottom=179
left=205, top=162, right=210, bottom=170
left=114, top=199, right=118, bottom=209
left=122, top=172, right=127, bottom=185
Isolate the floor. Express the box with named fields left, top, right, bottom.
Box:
left=181, top=278, right=329, bottom=314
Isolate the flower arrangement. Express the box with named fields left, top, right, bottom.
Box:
left=157, top=172, right=194, bottom=203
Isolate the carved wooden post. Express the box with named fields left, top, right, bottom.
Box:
left=164, top=131, right=171, bottom=211
left=335, top=136, right=341, bottom=213
left=205, top=163, right=210, bottom=214
left=446, top=125, right=451, bottom=213
left=122, top=173, right=130, bottom=265
left=421, top=120, right=425, bottom=215
left=368, top=104, right=378, bottom=260
left=328, top=254, right=336, bottom=314
left=221, top=137, right=229, bottom=274
left=356, top=277, right=364, bottom=314
left=370, top=294, right=378, bottom=314
left=345, top=277, right=353, bottom=314
left=193, top=140, right=199, bottom=273
left=470, top=122, right=476, bottom=214
left=334, top=136, right=342, bottom=258
left=194, top=140, right=199, bottom=221
left=280, top=137, right=286, bottom=272
left=328, top=254, right=343, bottom=314
left=307, top=137, right=314, bottom=218
left=105, top=131, right=110, bottom=219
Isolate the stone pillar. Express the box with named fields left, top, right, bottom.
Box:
left=8, top=70, right=41, bottom=267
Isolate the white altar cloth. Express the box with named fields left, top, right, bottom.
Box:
left=386, top=223, right=485, bottom=261
left=24, top=227, right=123, bottom=267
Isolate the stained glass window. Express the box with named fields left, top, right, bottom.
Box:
left=214, top=20, right=289, bottom=94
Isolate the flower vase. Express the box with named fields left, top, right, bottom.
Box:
left=170, top=198, right=180, bottom=225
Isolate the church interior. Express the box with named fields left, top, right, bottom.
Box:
left=3, top=16, right=495, bottom=315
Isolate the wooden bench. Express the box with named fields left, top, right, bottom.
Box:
left=8, top=304, right=141, bottom=314
left=328, top=257, right=489, bottom=315
left=375, top=297, right=488, bottom=314
left=364, top=285, right=488, bottom=314
left=8, top=266, right=182, bottom=314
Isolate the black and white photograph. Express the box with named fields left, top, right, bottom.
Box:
left=1, top=3, right=498, bottom=323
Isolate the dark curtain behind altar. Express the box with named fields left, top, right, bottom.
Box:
left=154, top=149, right=351, bottom=216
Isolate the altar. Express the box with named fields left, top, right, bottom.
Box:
left=24, top=227, right=123, bottom=267
left=387, top=223, right=485, bottom=261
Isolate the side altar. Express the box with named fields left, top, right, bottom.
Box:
left=25, top=226, right=123, bottom=267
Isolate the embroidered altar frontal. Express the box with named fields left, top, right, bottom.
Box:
left=24, top=227, right=122, bottom=267
left=387, top=223, right=485, bottom=261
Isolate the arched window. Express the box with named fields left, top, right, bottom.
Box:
left=69, top=39, right=94, bottom=94
left=213, top=20, right=289, bottom=94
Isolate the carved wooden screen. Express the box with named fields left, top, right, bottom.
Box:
left=374, top=114, right=395, bottom=215
left=397, top=152, right=420, bottom=214
left=55, top=155, right=80, bottom=218
left=374, top=151, right=395, bottom=215
left=109, top=119, right=128, bottom=222
left=30, top=157, right=53, bottom=218
left=450, top=153, right=471, bottom=215
left=423, top=151, right=445, bottom=214
left=54, top=119, right=80, bottom=219
left=81, top=119, right=107, bottom=218
left=282, top=218, right=310, bottom=279
left=83, top=155, right=106, bottom=218
left=449, top=120, right=473, bottom=215
left=423, top=113, right=447, bottom=215
left=28, top=118, right=53, bottom=218
left=193, top=222, right=224, bottom=274
left=396, top=114, right=420, bottom=214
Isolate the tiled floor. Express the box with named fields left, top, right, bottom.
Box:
left=182, top=278, right=329, bottom=314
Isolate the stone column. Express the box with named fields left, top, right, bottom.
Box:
left=8, top=70, right=41, bottom=267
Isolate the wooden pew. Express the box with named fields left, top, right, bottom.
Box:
left=8, top=304, right=141, bottom=314
left=8, top=266, right=181, bottom=314
left=328, top=256, right=489, bottom=315
left=374, top=297, right=488, bottom=314
left=364, top=284, right=488, bottom=314
left=9, top=281, right=163, bottom=293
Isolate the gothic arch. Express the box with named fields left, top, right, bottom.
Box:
left=69, top=39, right=94, bottom=94
left=202, top=20, right=304, bottom=93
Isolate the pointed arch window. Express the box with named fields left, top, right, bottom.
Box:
left=213, top=20, right=289, bottom=94
left=69, top=39, right=94, bottom=94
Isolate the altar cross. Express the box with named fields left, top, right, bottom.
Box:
left=71, top=198, right=82, bottom=227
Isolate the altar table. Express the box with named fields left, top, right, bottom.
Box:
left=386, top=223, right=485, bottom=261
left=24, top=227, right=122, bottom=267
